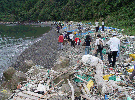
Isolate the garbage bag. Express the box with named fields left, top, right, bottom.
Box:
left=81, top=55, right=100, bottom=66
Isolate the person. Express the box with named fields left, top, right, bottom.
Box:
left=102, top=20, right=104, bottom=31
left=62, top=31, right=66, bottom=45
left=84, top=35, right=91, bottom=55
left=62, top=31, right=66, bottom=38
left=68, top=23, right=71, bottom=30
left=58, top=33, right=64, bottom=50
left=59, top=22, right=62, bottom=29
left=69, top=33, right=75, bottom=47
left=78, top=24, right=81, bottom=36
left=95, top=34, right=104, bottom=60
left=72, top=33, right=76, bottom=47
left=64, top=32, right=70, bottom=45
left=106, top=33, right=120, bottom=67
left=75, top=37, right=81, bottom=45
left=95, top=20, right=99, bottom=33
left=56, top=24, right=60, bottom=33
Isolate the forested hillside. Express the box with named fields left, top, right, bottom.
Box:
left=0, top=0, right=135, bottom=34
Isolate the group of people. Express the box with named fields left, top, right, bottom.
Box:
left=95, top=20, right=104, bottom=32
left=84, top=33, right=120, bottom=67
left=57, top=21, right=120, bottom=68
left=58, top=31, right=81, bottom=50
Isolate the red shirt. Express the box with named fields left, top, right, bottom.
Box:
left=58, top=35, right=63, bottom=43
left=75, top=37, right=81, bottom=43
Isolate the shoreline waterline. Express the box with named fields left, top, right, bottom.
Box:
left=0, top=23, right=53, bottom=80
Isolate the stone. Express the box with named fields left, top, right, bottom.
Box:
left=3, top=67, right=16, bottom=80
left=14, top=59, right=35, bottom=73
left=10, top=71, right=27, bottom=90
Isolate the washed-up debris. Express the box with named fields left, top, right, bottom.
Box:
left=5, top=21, right=135, bottom=100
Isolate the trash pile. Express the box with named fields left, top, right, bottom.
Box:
left=8, top=21, right=135, bottom=100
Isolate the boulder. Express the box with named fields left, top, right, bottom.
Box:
left=5, top=71, right=27, bottom=90
left=3, top=67, right=16, bottom=80
left=14, top=59, right=35, bottom=73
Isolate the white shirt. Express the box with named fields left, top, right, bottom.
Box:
left=102, top=22, right=104, bottom=25
left=95, top=38, right=104, bottom=46
left=95, top=22, right=99, bottom=27
left=106, top=37, right=120, bottom=51
left=69, top=34, right=74, bottom=40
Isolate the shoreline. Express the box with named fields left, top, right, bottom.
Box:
left=11, top=23, right=58, bottom=72
left=0, top=23, right=57, bottom=84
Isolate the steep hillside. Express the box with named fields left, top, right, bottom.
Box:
left=0, top=0, right=135, bottom=35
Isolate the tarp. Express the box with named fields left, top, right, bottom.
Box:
left=63, top=27, right=67, bottom=29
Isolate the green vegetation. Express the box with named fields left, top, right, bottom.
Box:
left=0, top=0, right=135, bottom=35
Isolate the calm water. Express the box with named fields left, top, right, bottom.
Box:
left=0, top=24, right=50, bottom=78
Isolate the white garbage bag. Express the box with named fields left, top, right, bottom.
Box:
left=81, top=55, right=100, bottom=66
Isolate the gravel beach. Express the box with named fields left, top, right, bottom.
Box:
left=12, top=24, right=59, bottom=73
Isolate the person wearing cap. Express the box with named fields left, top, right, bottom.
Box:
left=106, top=33, right=120, bottom=67
left=95, top=34, right=104, bottom=60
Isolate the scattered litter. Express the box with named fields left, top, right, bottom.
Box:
left=7, top=21, right=135, bottom=100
